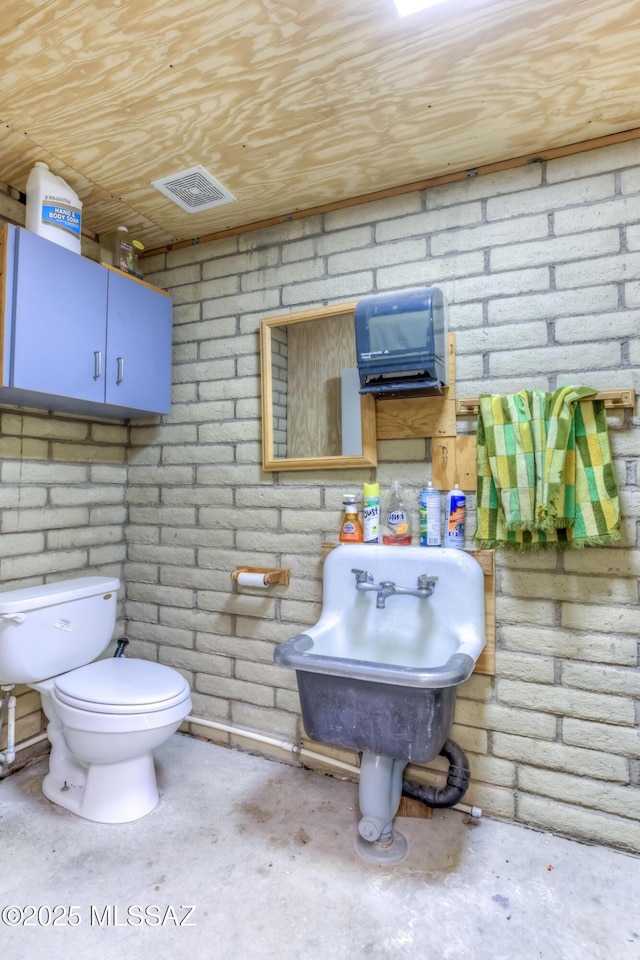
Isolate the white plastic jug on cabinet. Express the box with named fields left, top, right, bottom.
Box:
left=25, top=161, right=82, bottom=254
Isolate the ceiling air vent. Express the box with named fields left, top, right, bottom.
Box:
left=151, top=165, right=235, bottom=213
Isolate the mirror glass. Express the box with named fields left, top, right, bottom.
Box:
left=260, top=304, right=377, bottom=471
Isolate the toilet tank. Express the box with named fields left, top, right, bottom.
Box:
left=0, top=576, right=120, bottom=684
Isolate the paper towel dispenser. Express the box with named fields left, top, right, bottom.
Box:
left=355, top=286, right=449, bottom=397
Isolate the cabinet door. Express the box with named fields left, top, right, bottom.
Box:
left=105, top=270, right=172, bottom=414
left=11, top=230, right=108, bottom=402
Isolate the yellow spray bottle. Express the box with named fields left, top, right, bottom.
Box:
left=363, top=482, right=380, bottom=544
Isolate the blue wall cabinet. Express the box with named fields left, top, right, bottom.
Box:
left=0, top=225, right=172, bottom=418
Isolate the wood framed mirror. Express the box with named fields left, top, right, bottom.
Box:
left=260, top=302, right=377, bottom=471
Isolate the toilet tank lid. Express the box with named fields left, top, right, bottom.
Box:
left=0, top=576, right=120, bottom=614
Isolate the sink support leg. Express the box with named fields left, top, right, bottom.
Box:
left=357, top=752, right=408, bottom=863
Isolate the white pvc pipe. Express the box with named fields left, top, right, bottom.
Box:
left=186, top=715, right=358, bottom=775
left=450, top=801, right=483, bottom=819
left=4, top=710, right=483, bottom=819
left=185, top=713, right=482, bottom=818
left=13, top=731, right=48, bottom=754
left=0, top=695, right=17, bottom=767
left=6, top=696, right=16, bottom=761
left=1, top=679, right=49, bottom=771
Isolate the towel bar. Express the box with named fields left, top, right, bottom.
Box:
left=456, top=388, right=636, bottom=417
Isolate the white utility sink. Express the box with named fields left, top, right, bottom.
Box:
left=275, top=543, right=486, bottom=688
left=274, top=543, right=488, bottom=862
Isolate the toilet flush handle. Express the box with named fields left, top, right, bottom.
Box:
left=0, top=614, right=25, bottom=625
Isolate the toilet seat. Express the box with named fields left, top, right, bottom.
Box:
left=53, top=658, right=190, bottom=715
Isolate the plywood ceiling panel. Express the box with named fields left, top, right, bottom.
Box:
left=1, top=0, right=639, bottom=252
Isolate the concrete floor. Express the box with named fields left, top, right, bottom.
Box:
left=0, top=734, right=637, bottom=960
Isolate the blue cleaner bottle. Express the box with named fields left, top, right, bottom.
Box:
left=419, top=481, right=441, bottom=546
left=444, top=485, right=466, bottom=549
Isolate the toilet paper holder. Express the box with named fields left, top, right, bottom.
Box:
left=231, top=566, right=290, bottom=586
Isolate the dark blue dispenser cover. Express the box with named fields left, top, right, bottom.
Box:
left=354, top=286, right=448, bottom=396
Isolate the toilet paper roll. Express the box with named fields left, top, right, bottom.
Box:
left=236, top=572, right=269, bottom=587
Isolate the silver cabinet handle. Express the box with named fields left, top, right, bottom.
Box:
left=116, top=357, right=125, bottom=384
left=93, top=351, right=103, bottom=380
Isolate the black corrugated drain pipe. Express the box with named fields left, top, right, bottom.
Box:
left=402, top=739, right=470, bottom=809
left=113, top=638, right=129, bottom=658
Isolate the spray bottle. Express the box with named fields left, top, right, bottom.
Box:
left=363, top=482, right=380, bottom=544
left=444, top=484, right=466, bottom=549
left=419, top=481, right=441, bottom=546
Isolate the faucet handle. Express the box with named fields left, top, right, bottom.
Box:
left=417, top=574, right=438, bottom=588
left=351, top=568, right=373, bottom=583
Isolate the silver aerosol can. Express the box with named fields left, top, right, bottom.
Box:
left=444, top=485, right=465, bottom=549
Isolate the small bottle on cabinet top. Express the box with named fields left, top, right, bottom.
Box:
left=339, top=494, right=364, bottom=543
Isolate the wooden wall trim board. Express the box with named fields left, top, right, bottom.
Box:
left=467, top=549, right=495, bottom=677
left=432, top=435, right=477, bottom=492
left=143, top=127, right=640, bottom=258
left=375, top=333, right=457, bottom=439
left=0, top=191, right=27, bottom=227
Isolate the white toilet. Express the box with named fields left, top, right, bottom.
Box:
left=0, top=576, right=192, bottom=823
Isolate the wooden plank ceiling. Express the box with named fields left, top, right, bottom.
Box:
left=1, top=0, right=639, bottom=253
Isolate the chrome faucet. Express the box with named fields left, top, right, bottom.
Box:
left=351, top=569, right=438, bottom=609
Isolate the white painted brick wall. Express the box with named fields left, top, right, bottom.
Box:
left=493, top=733, right=629, bottom=783
left=0, top=404, right=129, bottom=759
left=1, top=140, right=638, bottom=852
left=486, top=174, right=615, bottom=219
left=432, top=214, right=549, bottom=256
left=137, top=140, right=638, bottom=852
left=518, top=794, right=640, bottom=850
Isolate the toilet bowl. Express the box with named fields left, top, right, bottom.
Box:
left=33, top=659, right=191, bottom=823
left=0, top=576, right=192, bottom=823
